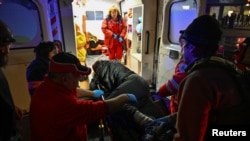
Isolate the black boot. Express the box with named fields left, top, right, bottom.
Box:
left=123, top=104, right=153, bottom=126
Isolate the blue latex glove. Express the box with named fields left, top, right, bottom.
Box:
left=118, top=37, right=123, bottom=43
left=93, top=89, right=104, bottom=98
left=127, top=94, right=138, bottom=104
left=112, top=34, right=118, bottom=39
left=152, top=92, right=160, bottom=101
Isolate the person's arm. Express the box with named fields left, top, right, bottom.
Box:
left=101, top=19, right=112, bottom=37
left=157, top=72, right=187, bottom=97
left=119, top=18, right=127, bottom=38
left=84, top=32, right=89, bottom=49
left=157, top=60, right=187, bottom=97
left=77, top=88, right=94, bottom=98
left=76, top=88, right=103, bottom=99
left=89, top=76, right=99, bottom=90
left=26, top=64, right=47, bottom=96
left=104, top=94, right=137, bottom=114
left=15, top=106, right=23, bottom=120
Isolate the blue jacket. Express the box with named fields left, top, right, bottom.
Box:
left=26, top=57, right=50, bottom=96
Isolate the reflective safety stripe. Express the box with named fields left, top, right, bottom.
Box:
left=28, top=81, right=44, bottom=89
left=169, top=77, right=179, bottom=90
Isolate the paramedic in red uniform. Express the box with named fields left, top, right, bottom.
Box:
left=26, top=41, right=100, bottom=98
left=29, top=52, right=137, bottom=141
left=101, top=5, right=127, bottom=62
left=234, top=37, right=250, bottom=71
left=156, top=59, right=187, bottom=113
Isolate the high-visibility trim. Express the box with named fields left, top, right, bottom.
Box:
left=28, top=81, right=44, bottom=89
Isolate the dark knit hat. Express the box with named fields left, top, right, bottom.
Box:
left=34, top=41, right=57, bottom=58
left=0, top=20, right=15, bottom=45
left=49, top=52, right=91, bottom=75
left=180, top=15, right=222, bottom=47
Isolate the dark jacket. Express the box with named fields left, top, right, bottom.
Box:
left=90, top=60, right=134, bottom=94
left=26, top=57, right=50, bottom=96
left=90, top=60, right=160, bottom=115
left=0, top=69, right=16, bottom=141
left=174, top=58, right=247, bottom=141
left=89, top=60, right=163, bottom=141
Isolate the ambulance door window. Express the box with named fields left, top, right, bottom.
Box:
left=168, top=0, right=197, bottom=44
left=0, top=1, right=42, bottom=48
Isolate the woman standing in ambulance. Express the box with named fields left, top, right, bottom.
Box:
left=101, top=5, right=127, bottom=62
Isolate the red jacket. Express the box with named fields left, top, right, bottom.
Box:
left=158, top=60, right=187, bottom=97
left=101, top=18, right=127, bottom=49
left=157, top=60, right=187, bottom=113
left=234, top=42, right=249, bottom=71
left=30, top=77, right=108, bottom=141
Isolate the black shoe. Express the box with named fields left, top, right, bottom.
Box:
left=142, top=120, right=168, bottom=141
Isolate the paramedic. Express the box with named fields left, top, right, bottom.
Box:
left=101, top=5, right=127, bottom=62
left=29, top=52, right=137, bottom=141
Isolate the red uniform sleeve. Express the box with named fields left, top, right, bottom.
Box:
left=119, top=18, right=127, bottom=38
left=158, top=61, right=187, bottom=97
left=101, top=19, right=113, bottom=37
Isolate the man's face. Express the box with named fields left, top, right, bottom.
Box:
left=0, top=43, right=10, bottom=67
left=180, top=38, right=193, bottom=65
left=62, top=73, right=82, bottom=90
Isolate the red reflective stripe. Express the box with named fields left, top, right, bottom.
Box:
left=50, top=16, right=56, bottom=25
left=28, top=81, right=44, bottom=89
left=52, top=27, right=58, bottom=36
left=49, top=1, right=57, bottom=37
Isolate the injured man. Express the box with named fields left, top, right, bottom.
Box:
left=89, top=60, right=176, bottom=141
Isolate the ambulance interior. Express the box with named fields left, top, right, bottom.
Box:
left=1, top=0, right=250, bottom=140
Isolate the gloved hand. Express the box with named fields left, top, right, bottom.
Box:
left=151, top=91, right=160, bottom=100
left=178, top=63, right=188, bottom=73
left=118, top=37, right=123, bottom=43
left=112, top=34, right=118, bottom=39
left=127, top=94, right=138, bottom=104
left=93, top=89, right=104, bottom=98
